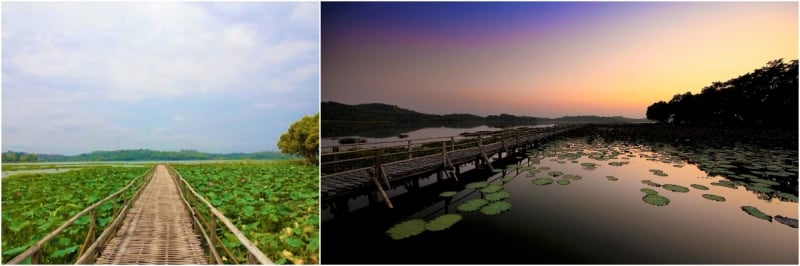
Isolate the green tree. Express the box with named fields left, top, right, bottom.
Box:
left=278, top=113, right=319, bottom=165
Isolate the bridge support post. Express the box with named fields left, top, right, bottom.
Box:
left=408, top=140, right=413, bottom=159
left=372, top=150, right=394, bottom=209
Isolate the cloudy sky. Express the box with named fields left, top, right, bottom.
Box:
left=2, top=2, right=319, bottom=155
left=322, top=2, right=797, bottom=118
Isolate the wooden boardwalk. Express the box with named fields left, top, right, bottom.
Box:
left=96, top=165, right=207, bottom=264
left=321, top=125, right=584, bottom=203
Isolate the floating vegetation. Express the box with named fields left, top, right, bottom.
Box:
left=608, top=161, right=629, bottom=167
left=562, top=174, right=583, bottom=180
left=662, top=184, right=690, bottom=193
left=480, top=184, right=504, bottom=194
left=465, top=181, right=489, bottom=189
left=539, top=167, right=551, bottom=171
left=750, top=178, right=780, bottom=186
left=672, top=164, right=684, bottom=168
left=492, top=169, right=504, bottom=173
left=701, top=194, right=726, bottom=202
left=690, top=184, right=709, bottom=190
left=557, top=179, right=571, bottom=185
left=502, top=176, right=514, bottom=182
left=642, top=180, right=661, bottom=187
left=547, top=171, right=564, bottom=177
left=710, top=180, right=738, bottom=189
left=640, top=188, right=659, bottom=195
left=745, top=185, right=775, bottom=194
left=457, top=198, right=489, bottom=212
left=439, top=191, right=458, bottom=198
left=533, top=177, right=554, bottom=186
left=480, top=201, right=512, bottom=215
left=775, top=215, right=798, bottom=228
left=741, top=206, right=772, bottom=222
left=484, top=191, right=511, bottom=201
left=580, top=162, right=599, bottom=170
left=426, top=214, right=463, bottom=232
left=642, top=194, right=670, bottom=206
left=606, top=176, right=618, bottom=181
left=648, top=169, right=668, bottom=177
left=387, top=219, right=427, bottom=240
left=777, top=192, right=798, bottom=202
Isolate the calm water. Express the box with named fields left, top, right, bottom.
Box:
left=322, top=137, right=798, bottom=264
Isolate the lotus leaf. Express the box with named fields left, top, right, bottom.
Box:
left=458, top=198, right=489, bottom=212
left=465, top=181, right=489, bottom=189
left=557, top=179, right=571, bottom=185
left=426, top=214, right=463, bottom=231
left=710, top=181, right=737, bottom=189
left=701, top=194, right=725, bottom=202
left=642, top=194, right=670, bottom=206
left=439, top=191, right=458, bottom=198
left=745, top=185, right=774, bottom=194
left=386, top=219, right=427, bottom=240
left=539, top=167, right=551, bottom=171
left=480, top=201, right=512, bottom=215
left=777, top=192, right=798, bottom=202
left=492, top=169, right=504, bottom=173
left=480, top=184, right=504, bottom=194
left=563, top=174, right=583, bottom=180
left=690, top=184, right=709, bottom=190
left=741, top=206, right=772, bottom=222
left=484, top=191, right=511, bottom=201
left=750, top=178, right=780, bottom=186
left=502, top=176, right=514, bottom=182
left=662, top=184, right=689, bottom=193
left=642, top=180, right=661, bottom=187
left=640, top=188, right=658, bottom=195
left=548, top=171, right=564, bottom=177
left=606, top=176, right=618, bottom=181
left=533, top=178, right=553, bottom=186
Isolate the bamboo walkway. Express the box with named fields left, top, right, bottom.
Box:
left=96, top=165, right=207, bottom=264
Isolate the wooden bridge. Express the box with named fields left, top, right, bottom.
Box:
left=321, top=124, right=585, bottom=209
left=7, top=165, right=272, bottom=265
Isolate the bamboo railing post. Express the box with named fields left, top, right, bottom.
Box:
left=450, top=137, right=455, bottom=152
left=208, top=214, right=217, bottom=264
left=407, top=140, right=413, bottom=159
left=31, top=250, right=40, bottom=264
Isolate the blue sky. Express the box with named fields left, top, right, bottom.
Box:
left=2, top=2, right=319, bottom=155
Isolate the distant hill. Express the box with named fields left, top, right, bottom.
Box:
left=2, top=149, right=296, bottom=163
left=322, top=101, right=648, bottom=130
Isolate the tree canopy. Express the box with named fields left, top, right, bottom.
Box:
left=647, top=59, right=798, bottom=129
left=278, top=113, right=319, bottom=165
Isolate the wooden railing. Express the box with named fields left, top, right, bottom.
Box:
left=166, top=165, right=273, bottom=264
left=321, top=125, right=579, bottom=175
left=7, top=165, right=156, bottom=264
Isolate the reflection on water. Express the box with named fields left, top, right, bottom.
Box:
left=322, top=137, right=798, bottom=264
left=321, top=124, right=554, bottom=149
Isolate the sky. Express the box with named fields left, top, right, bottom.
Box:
left=2, top=2, right=319, bottom=155
left=322, top=2, right=798, bottom=119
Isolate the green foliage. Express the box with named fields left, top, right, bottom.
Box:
left=642, top=194, right=670, bottom=206
left=640, top=188, right=659, bottom=195
left=426, top=214, right=463, bottom=231
left=484, top=191, right=510, bottom=201
left=386, top=219, right=426, bottom=240
left=480, top=184, right=503, bottom=194
left=1, top=151, right=38, bottom=162
left=175, top=161, right=319, bottom=264
left=741, top=206, right=772, bottom=222
left=1, top=166, right=149, bottom=263
left=457, top=198, right=489, bottom=212
left=690, top=184, right=709, bottom=190
left=439, top=191, right=458, bottom=198
left=701, top=194, right=726, bottom=202
left=479, top=201, right=512, bottom=215
left=557, top=179, right=571, bottom=185
left=662, top=184, right=689, bottom=193
left=533, top=178, right=553, bottom=185
left=465, top=181, right=489, bottom=189
left=277, top=113, right=320, bottom=165
left=606, top=176, right=618, bottom=181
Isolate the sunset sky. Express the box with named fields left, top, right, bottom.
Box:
left=322, top=2, right=798, bottom=118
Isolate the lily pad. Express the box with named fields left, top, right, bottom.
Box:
left=775, top=215, right=798, bottom=228
left=580, top=163, right=599, bottom=170
left=480, top=184, right=504, bottom=194
left=439, top=191, right=458, bottom=198
left=426, top=214, right=463, bottom=231
left=662, top=184, right=689, bottom=193
left=387, top=219, right=427, bottom=240
left=548, top=171, right=564, bottom=177
left=492, top=169, right=504, bottom=173
left=465, top=181, right=489, bottom=189
left=642, top=180, right=661, bottom=187
left=539, top=167, right=551, bottom=171
left=750, top=178, right=780, bottom=186
left=563, top=174, right=583, bottom=180
left=480, top=201, right=512, bottom=215
left=557, top=179, right=571, bottom=185
left=606, top=176, right=618, bottom=181
left=777, top=192, right=798, bottom=202
left=642, top=194, right=670, bottom=206
left=484, top=191, right=511, bottom=201
left=741, top=206, right=772, bottom=222
left=745, top=185, right=775, bottom=194
left=710, top=180, right=738, bottom=189
left=690, top=184, right=709, bottom=190
left=640, top=188, right=659, bottom=195
left=608, top=161, right=628, bottom=166
left=458, top=198, right=489, bottom=212
left=701, top=194, right=726, bottom=202
left=502, top=176, right=514, bottom=182
left=533, top=178, right=554, bottom=186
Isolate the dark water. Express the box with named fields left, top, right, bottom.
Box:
left=321, top=137, right=798, bottom=264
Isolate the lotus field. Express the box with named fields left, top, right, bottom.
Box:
left=1, top=166, right=152, bottom=264
left=173, top=161, right=319, bottom=264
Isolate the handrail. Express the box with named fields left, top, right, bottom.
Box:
left=167, top=165, right=273, bottom=264
left=7, top=165, right=157, bottom=264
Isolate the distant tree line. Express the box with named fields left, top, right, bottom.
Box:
left=2, top=151, right=39, bottom=162
left=646, top=59, right=798, bottom=129
left=2, top=149, right=295, bottom=162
